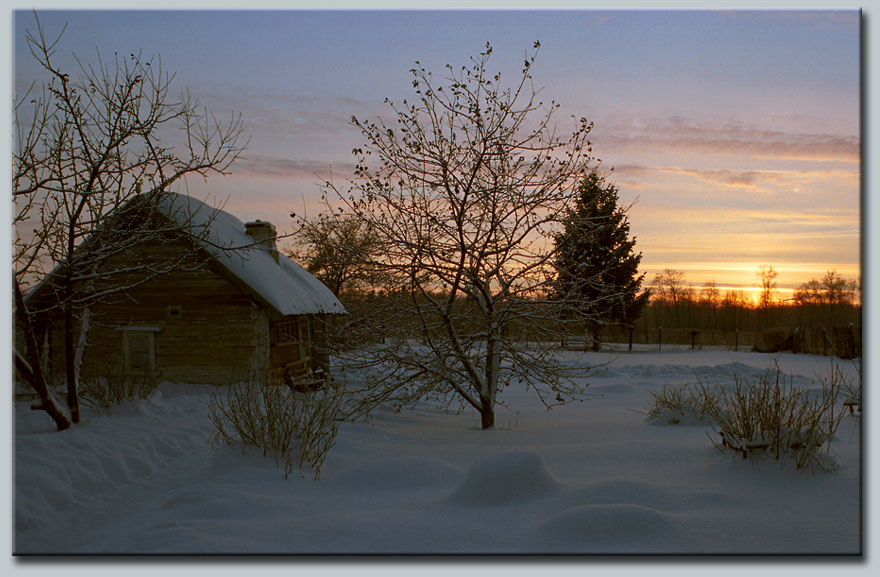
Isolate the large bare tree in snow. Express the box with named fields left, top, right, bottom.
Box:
left=13, top=16, right=246, bottom=428
left=321, top=42, right=611, bottom=429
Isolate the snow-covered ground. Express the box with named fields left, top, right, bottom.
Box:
left=12, top=348, right=864, bottom=558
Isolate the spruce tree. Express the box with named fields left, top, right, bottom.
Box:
left=553, top=171, right=649, bottom=350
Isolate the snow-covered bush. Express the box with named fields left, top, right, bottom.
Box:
left=706, top=364, right=847, bottom=471
left=79, top=371, right=159, bottom=410
left=209, top=379, right=343, bottom=479
left=646, top=382, right=717, bottom=424
left=645, top=362, right=855, bottom=471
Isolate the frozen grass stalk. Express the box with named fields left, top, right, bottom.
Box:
left=209, top=378, right=343, bottom=480
left=646, top=380, right=718, bottom=423
left=79, top=371, right=160, bottom=410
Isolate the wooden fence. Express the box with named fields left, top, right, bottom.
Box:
left=581, top=324, right=861, bottom=358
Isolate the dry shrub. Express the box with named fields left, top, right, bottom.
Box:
left=209, top=379, right=343, bottom=480
left=706, top=364, right=847, bottom=471
left=79, top=371, right=160, bottom=410
left=646, top=382, right=718, bottom=424
left=645, top=362, right=855, bottom=471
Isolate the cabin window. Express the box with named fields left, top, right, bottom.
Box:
left=273, top=318, right=309, bottom=344
left=117, top=326, right=160, bottom=372
left=270, top=317, right=311, bottom=372
left=127, top=333, right=151, bottom=370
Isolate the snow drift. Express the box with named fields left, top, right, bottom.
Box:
left=13, top=349, right=861, bottom=554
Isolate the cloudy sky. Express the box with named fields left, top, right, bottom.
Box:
left=11, top=6, right=861, bottom=300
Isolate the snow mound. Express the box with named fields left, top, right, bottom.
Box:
left=567, top=478, right=742, bottom=513
left=633, top=364, right=695, bottom=379
left=448, top=451, right=559, bottom=505
left=691, top=361, right=754, bottom=377
left=327, top=457, right=464, bottom=491
left=538, top=503, right=670, bottom=540
left=15, top=388, right=216, bottom=537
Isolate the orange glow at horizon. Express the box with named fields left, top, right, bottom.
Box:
left=642, top=262, right=861, bottom=287
left=641, top=263, right=861, bottom=306
left=696, top=285, right=794, bottom=306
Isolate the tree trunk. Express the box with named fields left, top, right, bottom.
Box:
left=63, top=308, right=80, bottom=423
left=482, top=333, right=500, bottom=429
left=13, top=281, right=72, bottom=431
left=62, top=265, right=81, bottom=424
left=479, top=403, right=495, bottom=429
left=589, top=324, right=601, bottom=352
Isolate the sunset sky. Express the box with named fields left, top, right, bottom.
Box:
left=11, top=5, right=862, bottom=302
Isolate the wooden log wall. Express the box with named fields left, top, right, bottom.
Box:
left=69, top=239, right=267, bottom=386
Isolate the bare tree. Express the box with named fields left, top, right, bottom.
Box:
left=793, top=278, right=824, bottom=307
left=754, top=264, right=779, bottom=329
left=322, top=42, right=600, bottom=429
left=721, top=288, right=749, bottom=331
left=13, top=281, right=71, bottom=430
left=289, top=212, right=384, bottom=299
left=821, top=270, right=851, bottom=308
left=13, top=16, right=246, bottom=427
left=756, top=264, right=778, bottom=309
left=651, top=269, right=688, bottom=307
left=700, top=281, right=720, bottom=307
left=794, top=270, right=860, bottom=327
left=701, top=280, right=721, bottom=329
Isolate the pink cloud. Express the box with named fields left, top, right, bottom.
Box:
left=594, top=116, right=859, bottom=163
left=231, top=157, right=356, bottom=181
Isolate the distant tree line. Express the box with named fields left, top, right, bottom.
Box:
left=642, top=267, right=860, bottom=334
left=291, top=203, right=859, bottom=345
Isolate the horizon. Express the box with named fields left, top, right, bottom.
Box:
left=11, top=8, right=861, bottom=295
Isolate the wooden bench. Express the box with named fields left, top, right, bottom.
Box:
left=284, top=359, right=325, bottom=391
left=720, top=432, right=770, bottom=460
left=843, top=399, right=861, bottom=415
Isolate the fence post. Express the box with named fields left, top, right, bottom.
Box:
left=628, top=325, right=634, bottom=352
left=658, top=326, right=662, bottom=351
left=690, top=329, right=698, bottom=350
left=734, top=329, right=738, bottom=352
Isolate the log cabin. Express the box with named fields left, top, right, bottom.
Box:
left=23, top=193, right=347, bottom=387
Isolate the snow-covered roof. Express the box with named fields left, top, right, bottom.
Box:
left=158, top=193, right=346, bottom=317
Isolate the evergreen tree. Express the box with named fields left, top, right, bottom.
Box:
left=553, top=171, right=649, bottom=350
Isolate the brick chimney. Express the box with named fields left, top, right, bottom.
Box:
left=244, top=220, right=278, bottom=262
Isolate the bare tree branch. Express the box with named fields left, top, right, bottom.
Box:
left=12, top=14, right=247, bottom=425
left=321, top=42, right=610, bottom=429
